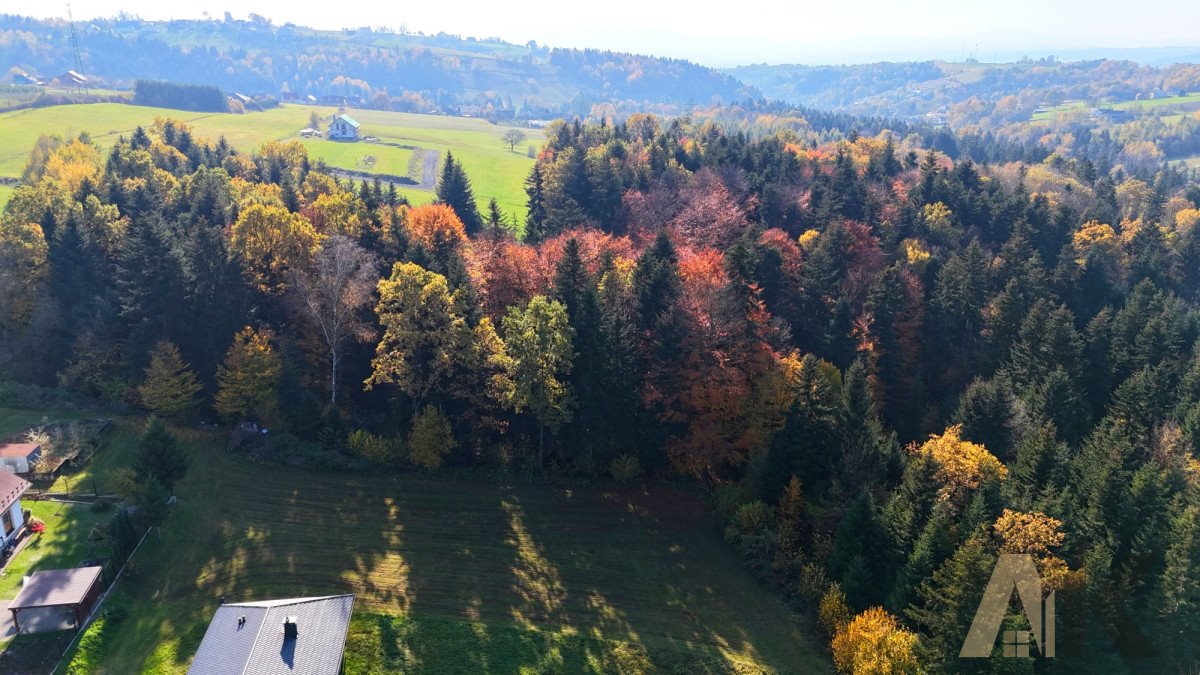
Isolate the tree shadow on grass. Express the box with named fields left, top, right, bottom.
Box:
left=89, top=428, right=823, bottom=673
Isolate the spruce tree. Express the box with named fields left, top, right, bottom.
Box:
left=435, top=151, right=484, bottom=235
left=523, top=164, right=548, bottom=243
left=134, top=416, right=190, bottom=491
left=137, top=341, right=202, bottom=418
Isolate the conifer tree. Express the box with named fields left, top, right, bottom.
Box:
left=215, top=326, right=282, bottom=423
left=435, top=151, right=484, bottom=235
left=138, top=340, right=202, bottom=418
left=134, top=416, right=190, bottom=491
left=523, top=164, right=548, bottom=243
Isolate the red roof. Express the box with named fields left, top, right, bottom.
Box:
left=0, top=443, right=40, bottom=458
left=0, top=470, right=30, bottom=513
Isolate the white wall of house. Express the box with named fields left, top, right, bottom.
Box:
left=1, top=499, right=25, bottom=543
left=327, top=120, right=358, bottom=140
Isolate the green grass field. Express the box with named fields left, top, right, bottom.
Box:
left=57, top=419, right=824, bottom=674
left=1032, top=92, right=1200, bottom=120
left=0, top=501, right=109, bottom=600
left=0, top=185, right=13, bottom=213
left=0, top=103, right=541, bottom=223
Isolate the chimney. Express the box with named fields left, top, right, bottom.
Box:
left=283, top=616, right=298, bottom=640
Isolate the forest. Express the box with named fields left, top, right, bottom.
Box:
left=2, top=107, right=1200, bottom=673
left=0, top=14, right=756, bottom=118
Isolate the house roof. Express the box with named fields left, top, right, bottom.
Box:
left=0, top=470, right=30, bottom=512
left=333, top=114, right=360, bottom=128
left=0, top=443, right=40, bottom=458
left=9, top=566, right=103, bottom=610
left=188, top=595, right=355, bottom=675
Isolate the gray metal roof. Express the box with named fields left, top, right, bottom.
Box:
left=188, top=595, right=355, bottom=675
left=0, top=469, right=30, bottom=513
left=9, top=566, right=102, bottom=609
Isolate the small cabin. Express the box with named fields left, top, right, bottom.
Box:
left=0, top=442, right=41, bottom=474
left=327, top=114, right=360, bottom=141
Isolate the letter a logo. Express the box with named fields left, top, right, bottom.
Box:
left=960, top=553, right=1055, bottom=658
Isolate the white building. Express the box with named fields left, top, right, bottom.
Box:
left=326, top=114, right=360, bottom=141
left=0, top=469, right=30, bottom=546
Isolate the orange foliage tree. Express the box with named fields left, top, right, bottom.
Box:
left=831, top=606, right=920, bottom=674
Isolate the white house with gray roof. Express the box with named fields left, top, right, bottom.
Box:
left=327, top=114, right=360, bottom=140
left=188, top=594, right=355, bottom=675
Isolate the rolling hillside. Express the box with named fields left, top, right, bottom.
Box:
left=0, top=103, right=542, bottom=221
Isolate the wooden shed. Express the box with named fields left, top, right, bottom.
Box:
left=9, top=566, right=103, bottom=634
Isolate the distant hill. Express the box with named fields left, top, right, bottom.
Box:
left=728, top=58, right=1200, bottom=123
left=0, top=15, right=759, bottom=118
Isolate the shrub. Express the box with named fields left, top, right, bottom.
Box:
left=728, top=501, right=773, bottom=538
left=725, top=501, right=775, bottom=570
left=714, top=482, right=753, bottom=522
left=407, top=406, right=456, bottom=470
left=609, top=453, right=641, bottom=482
left=819, top=583, right=851, bottom=638
left=347, top=430, right=403, bottom=465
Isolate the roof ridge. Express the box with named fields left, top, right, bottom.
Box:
left=225, top=594, right=355, bottom=608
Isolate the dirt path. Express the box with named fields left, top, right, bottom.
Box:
left=418, top=149, right=439, bottom=190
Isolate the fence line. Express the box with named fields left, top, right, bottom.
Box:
left=48, top=525, right=155, bottom=675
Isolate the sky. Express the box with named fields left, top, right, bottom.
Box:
left=18, top=0, right=1200, bottom=66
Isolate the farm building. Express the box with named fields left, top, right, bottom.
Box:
left=57, top=70, right=87, bottom=86
left=327, top=114, right=360, bottom=140
left=11, top=72, right=39, bottom=85
left=0, top=442, right=41, bottom=474
left=188, top=595, right=355, bottom=675
left=0, top=469, right=29, bottom=545
left=1090, top=108, right=1132, bottom=123
left=8, top=566, right=103, bottom=634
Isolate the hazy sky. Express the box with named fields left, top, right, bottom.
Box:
left=19, top=0, right=1200, bottom=66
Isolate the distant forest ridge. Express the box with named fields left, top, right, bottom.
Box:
left=0, top=15, right=759, bottom=118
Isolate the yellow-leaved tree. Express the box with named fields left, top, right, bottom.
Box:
left=229, top=203, right=321, bottom=294
left=831, top=606, right=920, bottom=674
left=993, top=508, right=1070, bottom=588
left=914, top=424, right=1007, bottom=505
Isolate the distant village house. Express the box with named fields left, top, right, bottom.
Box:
left=327, top=113, right=360, bottom=140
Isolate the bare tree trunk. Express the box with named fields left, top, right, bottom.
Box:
left=330, top=348, right=338, bottom=407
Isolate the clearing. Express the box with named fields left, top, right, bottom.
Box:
left=52, top=418, right=826, bottom=673
left=0, top=103, right=541, bottom=223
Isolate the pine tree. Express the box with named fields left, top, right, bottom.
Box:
left=435, top=151, right=484, bottom=235
left=523, top=164, right=548, bottom=243
left=215, top=326, right=283, bottom=423
left=830, top=493, right=893, bottom=610
left=134, top=416, right=190, bottom=490
left=485, top=198, right=507, bottom=238
left=137, top=340, right=202, bottom=417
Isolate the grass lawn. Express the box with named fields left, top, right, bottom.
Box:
left=0, top=103, right=541, bottom=223
left=0, top=408, right=95, bottom=439
left=0, top=185, right=12, bottom=212
left=0, top=501, right=110, bottom=600
left=61, top=423, right=826, bottom=674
